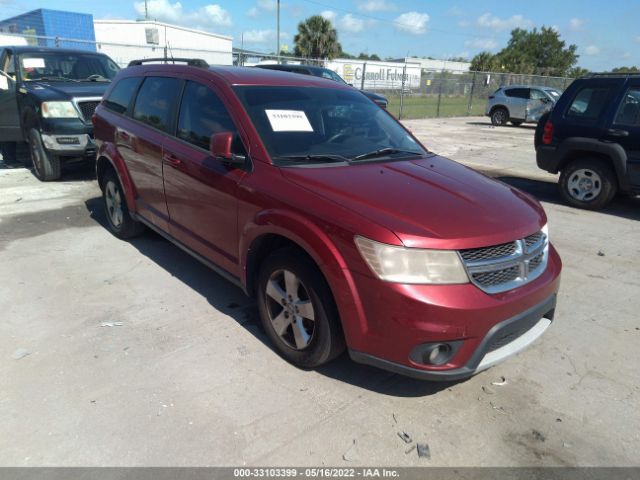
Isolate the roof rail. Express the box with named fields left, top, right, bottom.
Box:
left=586, top=72, right=640, bottom=78
left=127, top=58, right=209, bottom=68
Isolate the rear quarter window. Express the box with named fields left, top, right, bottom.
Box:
left=103, top=77, right=142, bottom=114
left=566, top=86, right=611, bottom=122
left=505, top=88, right=529, bottom=99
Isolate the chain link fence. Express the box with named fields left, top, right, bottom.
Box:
left=1, top=31, right=574, bottom=121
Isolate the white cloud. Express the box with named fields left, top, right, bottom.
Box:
left=477, top=13, right=533, bottom=31
left=585, top=45, right=600, bottom=56
left=622, top=52, right=631, bottom=59
left=457, top=19, right=470, bottom=27
left=394, top=12, right=429, bottom=35
left=447, top=6, right=464, bottom=16
left=636, top=36, right=640, bottom=43
left=357, top=0, right=395, bottom=12
left=339, top=13, right=365, bottom=33
left=242, top=29, right=288, bottom=44
left=320, top=10, right=337, bottom=22
left=569, top=18, right=584, bottom=31
left=134, top=0, right=232, bottom=28
left=256, top=0, right=277, bottom=12
left=464, top=38, right=498, bottom=50
left=247, top=7, right=259, bottom=17
left=550, top=25, right=560, bottom=33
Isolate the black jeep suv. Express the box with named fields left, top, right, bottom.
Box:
left=0, top=46, right=120, bottom=180
left=535, top=73, right=640, bottom=210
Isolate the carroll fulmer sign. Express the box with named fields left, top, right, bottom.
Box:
left=327, top=60, right=421, bottom=90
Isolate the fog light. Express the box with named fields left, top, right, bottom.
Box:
left=410, top=341, right=461, bottom=366
left=56, top=137, right=81, bottom=145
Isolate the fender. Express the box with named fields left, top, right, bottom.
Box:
left=241, top=209, right=370, bottom=348
left=557, top=137, right=630, bottom=191
left=96, top=142, right=138, bottom=213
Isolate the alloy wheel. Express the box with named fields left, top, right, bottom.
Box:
left=264, top=269, right=316, bottom=350
left=105, top=180, right=124, bottom=228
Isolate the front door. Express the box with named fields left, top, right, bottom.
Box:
left=0, top=49, right=21, bottom=142
left=527, top=88, right=553, bottom=123
left=162, top=79, right=248, bottom=276
left=608, top=83, right=640, bottom=188
left=120, top=75, right=182, bottom=231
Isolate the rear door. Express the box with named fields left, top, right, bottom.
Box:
left=608, top=82, right=640, bottom=188
left=505, top=87, right=529, bottom=120
left=0, top=49, right=21, bottom=141
left=162, top=78, right=249, bottom=276
left=121, top=75, right=182, bottom=231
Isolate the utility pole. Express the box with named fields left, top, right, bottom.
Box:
left=145, top=0, right=148, bottom=20
left=276, top=0, right=280, bottom=63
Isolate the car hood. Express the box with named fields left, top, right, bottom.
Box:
left=24, top=81, right=109, bottom=101
left=281, top=155, right=546, bottom=249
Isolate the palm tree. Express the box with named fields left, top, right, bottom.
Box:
left=294, top=15, right=342, bottom=61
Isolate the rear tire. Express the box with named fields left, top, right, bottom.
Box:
left=490, top=107, right=508, bottom=126
left=257, top=248, right=345, bottom=368
left=29, top=129, right=61, bottom=181
left=102, top=170, right=145, bottom=239
left=559, top=158, right=617, bottom=210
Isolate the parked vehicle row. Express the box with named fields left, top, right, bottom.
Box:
left=92, top=59, right=561, bottom=380
left=485, top=85, right=560, bottom=127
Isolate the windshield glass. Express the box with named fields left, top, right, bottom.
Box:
left=233, top=86, right=426, bottom=165
left=545, top=89, right=561, bottom=99
left=19, top=52, right=120, bottom=82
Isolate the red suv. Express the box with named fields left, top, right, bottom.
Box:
left=93, top=59, right=561, bottom=380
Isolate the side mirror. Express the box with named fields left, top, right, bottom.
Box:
left=209, top=131, right=246, bottom=167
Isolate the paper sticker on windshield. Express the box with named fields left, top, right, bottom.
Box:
left=23, top=58, right=45, bottom=69
left=265, top=110, right=313, bottom=132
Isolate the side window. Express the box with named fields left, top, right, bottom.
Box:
left=530, top=89, right=547, bottom=101
left=177, top=81, right=244, bottom=152
left=505, top=88, right=529, bottom=99
left=133, top=76, right=181, bottom=132
left=103, top=77, right=142, bottom=114
left=614, top=88, right=640, bottom=126
left=567, top=87, right=611, bottom=121
left=2, top=51, right=15, bottom=77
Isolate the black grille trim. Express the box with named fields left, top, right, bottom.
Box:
left=77, top=101, right=100, bottom=122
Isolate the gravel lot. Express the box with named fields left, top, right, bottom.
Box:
left=1, top=117, right=639, bottom=466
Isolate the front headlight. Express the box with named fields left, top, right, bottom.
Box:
left=41, top=101, right=80, bottom=118
left=354, top=236, right=469, bottom=284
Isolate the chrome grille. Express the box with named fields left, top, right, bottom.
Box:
left=77, top=101, right=100, bottom=122
left=471, top=265, right=520, bottom=287
left=460, top=230, right=548, bottom=294
left=460, top=242, right=516, bottom=262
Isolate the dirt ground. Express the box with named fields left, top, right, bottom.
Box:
left=1, top=117, right=639, bottom=466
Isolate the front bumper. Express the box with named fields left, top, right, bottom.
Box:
left=344, top=245, right=562, bottom=381
left=41, top=133, right=96, bottom=156
left=350, top=293, right=555, bottom=381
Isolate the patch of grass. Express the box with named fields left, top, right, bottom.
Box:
left=386, top=95, right=487, bottom=119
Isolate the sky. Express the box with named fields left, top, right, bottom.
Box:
left=3, top=0, right=639, bottom=70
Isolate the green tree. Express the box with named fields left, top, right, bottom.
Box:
left=494, top=27, right=578, bottom=75
left=470, top=51, right=497, bottom=72
left=568, top=66, right=590, bottom=78
left=294, top=15, right=342, bottom=60
left=611, top=66, right=639, bottom=73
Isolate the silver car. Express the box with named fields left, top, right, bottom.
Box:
left=485, top=85, right=561, bottom=126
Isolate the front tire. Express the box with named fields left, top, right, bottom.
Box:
left=102, top=170, right=144, bottom=239
left=491, top=107, right=509, bottom=126
left=29, top=128, right=61, bottom=181
left=257, top=248, right=345, bottom=368
left=559, top=158, right=617, bottom=210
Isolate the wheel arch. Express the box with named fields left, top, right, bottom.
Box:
left=95, top=148, right=137, bottom=211
left=557, top=138, right=629, bottom=192
left=241, top=211, right=370, bottom=349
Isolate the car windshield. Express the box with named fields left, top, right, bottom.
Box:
left=18, top=52, right=119, bottom=82
left=233, top=86, right=426, bottom=165
left=545, top=89, right=561, bottom=99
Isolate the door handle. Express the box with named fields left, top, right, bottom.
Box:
left=116, top=129, right=132, bottom=142
left=163, top=153, right=183, bottom=168
left=607, top=128, right=629, bottom=137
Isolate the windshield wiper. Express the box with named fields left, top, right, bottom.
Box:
left=30, top=76, right=79, bottom=82
left=352, top=147, right=423, bottom=161
left=274, top=154, right=351, bottom=164
left=82, top=74, right=110, bottom=82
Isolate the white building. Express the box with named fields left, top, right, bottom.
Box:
left=327, top=59, right=422, bottom=90
left=93, top=20, right=232, bottom=67
left=396, top=57, right=471, bottom=73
